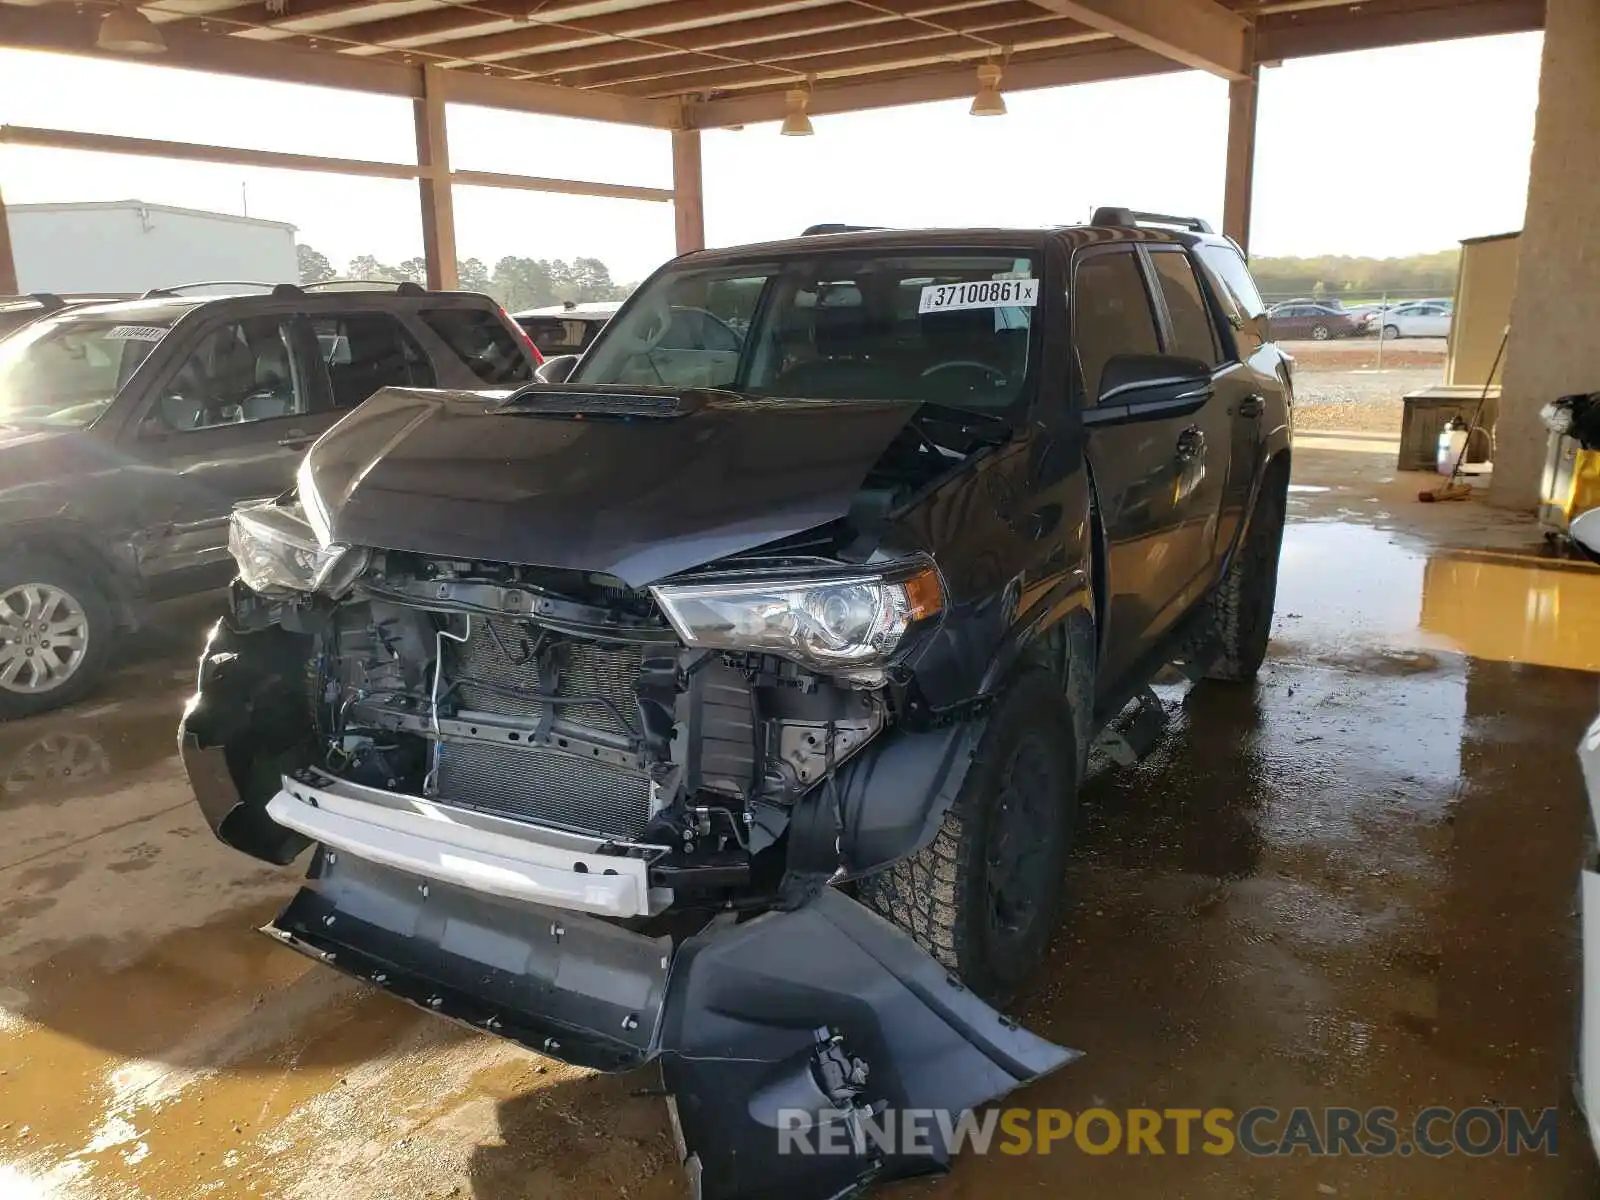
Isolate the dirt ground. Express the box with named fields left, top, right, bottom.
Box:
left=1282, top=336, right=1449, bottom=435
left=3, top=432, right=1599, bottom=1199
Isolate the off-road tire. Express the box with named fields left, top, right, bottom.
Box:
left=1199, top=466, right=1287, bottom=683
left=856, top=668, right=1079, bottom=1007
left=0, top=553, right=114, bottom=720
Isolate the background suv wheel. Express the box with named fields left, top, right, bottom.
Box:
left=0, top=554, right=112, bottom=719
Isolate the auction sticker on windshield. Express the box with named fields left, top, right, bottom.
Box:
left=919, top=279, right=1039, bottom=314
left=105, top=325, right=169, bottom=342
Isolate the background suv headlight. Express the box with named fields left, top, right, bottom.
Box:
left=650, top=565, right=942, bottom=672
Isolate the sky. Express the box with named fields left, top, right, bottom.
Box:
left=0, top=29, right=1544, bottom=285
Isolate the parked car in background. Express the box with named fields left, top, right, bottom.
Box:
left=180, top=211, right=1292, bottom=1199
left=513, top=300, right=621, bottom=358
left=0, top=281, right=540, bottom=717
left=1267, top=301, right=1362, bottom=340
left=1380, top=300, right=1453, bottom=339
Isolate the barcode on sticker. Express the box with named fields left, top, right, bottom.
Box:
left=918, top=279, right=1039, bottom=314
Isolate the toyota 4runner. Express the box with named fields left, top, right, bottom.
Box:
left=181, top=211, right=1292, bottom=1200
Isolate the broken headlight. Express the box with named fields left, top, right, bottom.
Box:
left=650, top=565, right=942, bottom=672
left=228, top=501, right=369, bottom=597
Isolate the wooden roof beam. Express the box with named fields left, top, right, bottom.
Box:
left=618, top=21, right=1098, bottom=96
left=562, top=6, right=1066, bottom=90
left=691, top=40, right=1169, bottom=124
left=1026, top=0, right=1249, bottom=79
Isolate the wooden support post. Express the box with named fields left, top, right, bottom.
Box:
left=0, top=179, right=16, bottom=295
left=414, top=67, right=458, bottom=291
left=1222, top=61, right=1259, bottom=252
left=671, top=128, right=705, bottom=255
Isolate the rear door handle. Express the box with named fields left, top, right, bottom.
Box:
left=277, top=428, right=314, bottom=449
left=1175, top=426, right=1205, bottom=461
left=1237, top=394, right=1265, bottom=419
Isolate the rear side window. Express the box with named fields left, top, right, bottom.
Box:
left=421, top=308, right=533, bottom=386
left=1148, top=250, right=1219, bottom=366
left=1071, top=250, right=1160, bottom=404
left=313, top=314, right=434, bottom=409
left=1195, top=243, right=1268, bottom=354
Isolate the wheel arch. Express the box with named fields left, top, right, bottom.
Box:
left=0, top=520, right=139, bottom=628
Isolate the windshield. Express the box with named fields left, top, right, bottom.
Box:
left=572, top=250, right=1040, bottom=414
left=0, top=313, right=175, bottom=428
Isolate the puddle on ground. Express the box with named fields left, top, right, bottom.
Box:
left=1274, top=522, right=1600, bottom=671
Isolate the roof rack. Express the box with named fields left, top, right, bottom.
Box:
left=301, top=279, right=429, bottom=295
left=140, top=279, right=430, bottom=300
left=800, top=223, right=885, bottom=236
left=1091, top=208, right=1213, bottom=234
left=141, top=280, right=284, bottom=299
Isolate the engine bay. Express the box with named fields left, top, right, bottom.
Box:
left=274, top=555, right=890, bottom=914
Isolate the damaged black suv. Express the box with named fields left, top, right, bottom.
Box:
left=181, top=211, right=1291, bottom=1200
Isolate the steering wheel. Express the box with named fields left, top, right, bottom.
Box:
left=921, top=360, right=1007, bottom=384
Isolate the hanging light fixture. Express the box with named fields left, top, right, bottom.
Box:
left=97, top=4, right=166, bottom=54
left=780, top=88, right=814, bottom=137
left=971, top=63, right=1006, bottom=117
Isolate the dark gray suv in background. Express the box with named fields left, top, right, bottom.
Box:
left=0, top=282, right=540, bottom=716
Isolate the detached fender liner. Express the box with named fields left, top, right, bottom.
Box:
left=264, top=856, right=1077, bottom=1200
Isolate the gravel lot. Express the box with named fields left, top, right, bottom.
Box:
left=1282, top=337, right=1447, bottom=434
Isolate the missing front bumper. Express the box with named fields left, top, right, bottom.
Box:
left=267, top=852, right=1077, bottom=1199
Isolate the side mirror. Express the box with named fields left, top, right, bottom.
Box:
left=536, top=355, right=579, bottom=384
left=1097, top=353, right=1213, bottom=409
left=1570, top=509, right=1600, bottom=564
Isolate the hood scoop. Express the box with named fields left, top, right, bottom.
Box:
left=497, top=387, right=705, bottom=419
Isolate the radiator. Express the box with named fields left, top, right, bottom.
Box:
left=438, top=618, right=651, bottom=839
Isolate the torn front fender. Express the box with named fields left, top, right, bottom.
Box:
left=260, top=853, right=1076, bottom=1200
left=180, top=619, right=318, bottom=865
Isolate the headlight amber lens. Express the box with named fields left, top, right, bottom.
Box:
left=651, top=565, right=942, bottom=671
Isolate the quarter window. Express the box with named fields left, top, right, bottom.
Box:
left=1149, top=250, right=1219, bottom=366
left=1195, top=243, right=1267, bottom=355
left=1072, top=250, right=1160, bottom=404
left=420, top=308, right=533, bottom=386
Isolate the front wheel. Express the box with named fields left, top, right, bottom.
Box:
left=0, top=554, right=113, bottom=719
left=1198, top=465, right=1288, bottom=683
left=1382, top=324, right=1401, bottom=340
left=857, top=669, right=1079, bottom=1007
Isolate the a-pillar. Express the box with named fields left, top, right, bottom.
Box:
left=414, top=66, right=459, bottom=291
left=1490, top=0, right=1600, bottom=510
left=672, top=128, right=705, bottom=255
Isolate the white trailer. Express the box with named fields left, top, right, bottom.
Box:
left=6, top=200, right=297, bottom=295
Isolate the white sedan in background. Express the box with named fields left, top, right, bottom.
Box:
left=1380, top=300, right=1453, bottom=339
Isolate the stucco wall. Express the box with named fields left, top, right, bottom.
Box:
left=1491, top=0, right=1600, bottom=510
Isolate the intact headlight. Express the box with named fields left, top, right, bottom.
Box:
left=650, top=565, right=943, bottom=672
left=228, top=501, right=369, bottom=597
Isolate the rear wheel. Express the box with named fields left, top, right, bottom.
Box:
left=1310, top=323, right=1330, bottom=341
left=857, top=669, right=1078, bottom=1007
left=0, top=554, right=113, bottom=719
left=1198, top=465, right=1288, bottom=683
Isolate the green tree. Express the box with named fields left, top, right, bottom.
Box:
left=347, top=254, right=408, bottom=282
left=396, top=257, right=429, bottom=286
left=457, top=257, right=492, bottom=294
left=296, top=243, right=336, bottom=284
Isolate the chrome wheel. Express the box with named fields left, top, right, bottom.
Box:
left=0, top=583, right=91, bottom=695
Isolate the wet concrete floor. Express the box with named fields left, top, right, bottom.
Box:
left=1, top=442, right=1598, bottom=1199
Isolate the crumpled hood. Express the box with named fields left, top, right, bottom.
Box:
left=301, top=385, right=920, bottom=586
